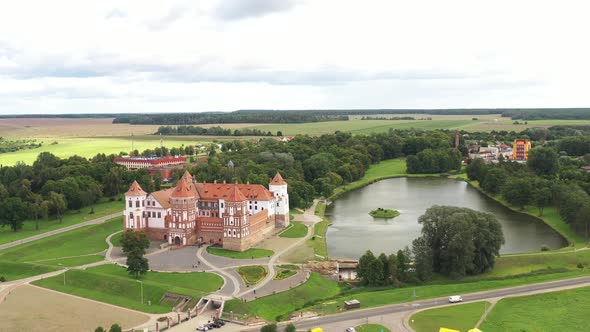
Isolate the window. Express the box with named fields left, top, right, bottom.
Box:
left=142, top=200, right=145, bottom=207
left=158, top=212, right=161, bottom=218
left=128, top=200, right=132, bottom=208
left=221, top=203, right=224, bottom=208
left=135, top=201, right=140, bottom=208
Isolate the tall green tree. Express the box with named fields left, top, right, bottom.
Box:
left=0, top=197, right=28, bottom=231
left=127, top=253, right=149, bottom=279
left=47, top=191, right=67, bottom=223
left=502, top=177, right=533, bottom=209
left=528, top=147, right=559, bottom=176
left=412, top=237, right=433, bottom=282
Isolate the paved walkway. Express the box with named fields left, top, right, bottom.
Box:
left=0, top=211, right=123, bottom=251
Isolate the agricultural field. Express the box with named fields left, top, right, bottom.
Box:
left=410, top=301, right=489, bottom=332
left=32, top=264, right=223, bottom=314
left=0, top=198, right=123, bottom=245
left=480, top=287, right=590, bottom=331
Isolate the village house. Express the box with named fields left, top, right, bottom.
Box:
left=124, top=171, right=290, bottom=251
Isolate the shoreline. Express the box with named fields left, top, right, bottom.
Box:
left=325, top=159, right=580, bottom=258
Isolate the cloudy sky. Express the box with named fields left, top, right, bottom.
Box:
left=1, top=0, right=589, bottom=114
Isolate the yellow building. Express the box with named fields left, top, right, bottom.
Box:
left=510, top=139, right=532, bottom=161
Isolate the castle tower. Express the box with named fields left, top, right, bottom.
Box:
left=124, top=180, right=147, bottom=230
left=222, top=185, right=249, bottom=251
left=269, top=172, right=290, bottom=228
left=168, top=179, right=197, bottom=246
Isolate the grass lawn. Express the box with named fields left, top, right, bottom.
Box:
left=305, top=202, right=330, bottom=259
left=356, top=324, right=391, bottom=332
left=224, top=272, right=341, bottom=321
left=0, top=261, right=59, bottom=281
left=30, top=255, right=105, bottom=267
left=110, top=232, right=123, bottom=247
left=279, top=222, right=308, bottom=238
left=206, top=247, right=274, bottom=259
left=0, top=216, right=122, bottom=263
left=301, top=269, right=590, bottom=316
left=237, top=266, right=267, bottom=285
left=480, top=287, right=590, bottom=331
left=410, top=301, right=489, bottom=332
left=32, top=264, right=223, bottom=314
left=330, top=159, right=407, bottom=200
left=0, top=198, right=124, bottom=245
left=273, top=269, right=297, bottom=280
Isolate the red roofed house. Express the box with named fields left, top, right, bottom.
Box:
left=124, top=171, right=290, bottom=251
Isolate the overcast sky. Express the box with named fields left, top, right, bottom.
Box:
left=1, top=0, right=590, bottom=115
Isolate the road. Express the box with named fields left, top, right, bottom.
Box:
left=237, top=275, right=590, bottom=332
left=0, top=211, right=122, bottom=251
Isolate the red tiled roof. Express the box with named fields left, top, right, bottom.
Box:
left=113, top=157, right=187, bottom=165
left=270, top=172, right=287, bottom=185
left=236, top=184, right=274, bottom=200
left=226, top=185, right=247, bottom=202
left=196, top=183, right=271, bottom=202
left=171, top=179, right=195, bottom=197
left=126, top=180, right=147, bottom=196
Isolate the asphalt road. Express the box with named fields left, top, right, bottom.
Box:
left=259, top=275, right=590, bottom=331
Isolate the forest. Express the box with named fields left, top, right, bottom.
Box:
left=155, top=125, right=274, bottom=137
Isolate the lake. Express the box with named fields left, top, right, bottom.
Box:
left=326, top=177, right=566, bottom=259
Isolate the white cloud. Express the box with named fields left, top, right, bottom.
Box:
left=0, top=0, right=590, bottom=114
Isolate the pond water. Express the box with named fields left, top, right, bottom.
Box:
left=326, top=177, right=566, bottom=259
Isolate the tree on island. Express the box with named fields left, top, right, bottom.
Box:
left=413, top=206, right=504, bottom=280
left=121, top=230, right=150, bottom=278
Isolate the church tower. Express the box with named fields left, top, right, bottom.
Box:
left=269, top=172, right=290, bottom=228
left=124, top=180, right=147, bottom=230
left=168, top=178, right=197, bottom=246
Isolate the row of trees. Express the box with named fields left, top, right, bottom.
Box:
left=406, top=148, right=462, bottom=174
left=113, top=112, right=348, bottom=125
left=356, top=248, right=414, bottom=286
left=0, top=137, right=42, bottom=154
left=155, top=125, right=274, bottom=137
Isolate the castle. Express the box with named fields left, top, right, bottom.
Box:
left=124, top=171, right=289, bottom=251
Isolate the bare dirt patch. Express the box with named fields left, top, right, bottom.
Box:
left=0, top=284, right=149, bottom=331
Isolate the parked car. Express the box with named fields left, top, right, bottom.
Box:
left=215, top=320, right=226, bottom=326
left=346, top=327, right=356, bottom=332
left=448, top=295, right=463, bottom=303
left=196, top=325, right=209, bottom=331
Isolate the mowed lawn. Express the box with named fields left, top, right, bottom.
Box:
left=0, top=199, right=123, bottom=245
left=0, top=261, right=58, bottom=281
left=356, top=324, right=391, bottom=332
left=330, top=159, right=407, bottom=199
left=0, top=135, right=215, bottom=166
left=206, top=247, right=274, bottom=259
left=32, top=264, right=223, bottom=314
left=305, top=202, right=330, bottom=259
left=0, top=216, right=123, bottom=263
left=224, top=272, right=341, bottom=321
left=480, top=287, right=590, bottom=331
left=279, top=222, right=308, bottom=238
left=410, top=301, right=489, bottom=332
left=237, top=265, right=267, bottom=285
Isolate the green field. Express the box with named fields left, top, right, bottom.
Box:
left=356, top=324, right=391, bottom=332
left=0, top=216, right=122, bottom=263
left=0, top=261, right=59, bottom=281
left=410, top=301, right=489, bottom=332
left=305, top=202, right=330, bottom=259
left=0, top=135, right=215, bottom=166
left=224, top=272, right=341, bottom=321
left=279, top=222, right=308, bottom=238
left=0, top=199, right=123, bottom=245
left=206, top=247, right=274, bottom=259
left=237, top=265, right=267, bottom=285
left=480, top=287, right=590, bottom=331
left=32, top=264, right=224, bottom=314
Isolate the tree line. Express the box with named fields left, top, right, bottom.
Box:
left=113, top=112, right=349, bottom=125
left=467, top=146, right=590, bottom=239
left=0, top=138, right=43, bottom=154
left=155, top=125, right=274, bottom=137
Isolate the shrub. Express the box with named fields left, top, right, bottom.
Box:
left=109, top=324, right=122, bottom=332
left=95, top=327, right=105, bottom=332
left=577, top=263, right=584, bottom=269
left=0, top=276, right=6, bottom=282
left=540, top=245, right=550, bottom=251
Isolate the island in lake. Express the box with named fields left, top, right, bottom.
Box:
left=369, top=208, right=400, bottom=219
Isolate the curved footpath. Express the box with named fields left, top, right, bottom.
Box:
left=0, top=211, right=123, bottom=251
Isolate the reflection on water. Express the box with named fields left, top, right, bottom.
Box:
left=326, top=177, right=566, bottom=259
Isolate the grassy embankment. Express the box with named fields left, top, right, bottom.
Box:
left=224, top=272, right=341, bottom=321
left=0, top=198, right=124, bottom=245
left=279, top=222, right=308, bottom=238
left=356, top=324, right=391, bottom=332
left=237, top=266, right=268, bottom=285
left=0, top=217, right=123, bottom=281
left=273, top=268, right=297, bottom=280
left=410, top=301, right=489, bottom=332
left=206, top=247, right=274, bottom=259
left=305, top=202, right=330, bottom=259
left=32, top=264, right=223, bottom=314
left=480, top=286, right=590, bottom=331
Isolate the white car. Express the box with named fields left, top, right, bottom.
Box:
left=448, top=295, right=463, bottom=303
left=346, top=328, right=356, bottom=332
left=196, top=325, right=209, bottom=331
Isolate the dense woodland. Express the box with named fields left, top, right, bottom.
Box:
left=155, top=125, right=274, bottom=137
left=113, top=112, right=349, bottom=125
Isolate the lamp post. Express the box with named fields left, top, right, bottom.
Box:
left=136, top=279, right=143, bottom=305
